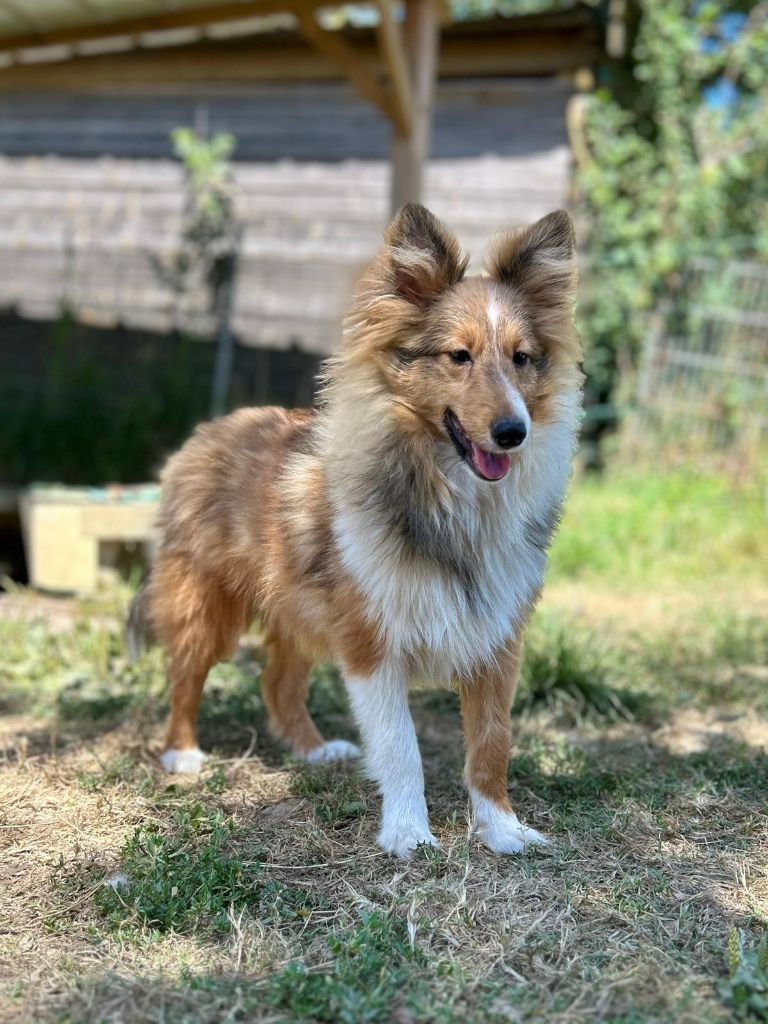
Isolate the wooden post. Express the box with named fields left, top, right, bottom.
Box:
left=389, top=0, right=440, bottom=215
left=296, top=8, right=395, bottom=123
left=209, top=240, right=240, bottom=418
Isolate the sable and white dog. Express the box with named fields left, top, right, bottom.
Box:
left=129, top=204, right=583, bottom=858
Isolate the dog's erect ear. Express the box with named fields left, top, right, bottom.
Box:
left=486, top=210, right=576, bottom=315
left=384, top=203, right=468, bottom=306
left=341, top=204, right=467, bottom=358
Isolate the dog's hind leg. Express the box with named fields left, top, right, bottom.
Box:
left=149, top=554, right=247, bottom=774
left=261, top=631, right=359, bottom=764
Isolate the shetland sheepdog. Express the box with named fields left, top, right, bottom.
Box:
left=128, top=203, right=583, bottom=858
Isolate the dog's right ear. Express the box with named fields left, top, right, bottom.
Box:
left=381, top=203, right=468, bottom=307
left=342, top=204, right=467, bottom=358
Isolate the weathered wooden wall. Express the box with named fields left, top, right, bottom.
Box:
left=0, top=78, right=572, bottom=354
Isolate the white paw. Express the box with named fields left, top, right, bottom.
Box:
left=304, top=739, right=361, bottom=764
left=159, top=747, right=207, bottom=774
left=470, top=790, right=549, bottom=854
left=377, top=820, right=441, bottom=860
left=475, top=814, right=550, bottom=854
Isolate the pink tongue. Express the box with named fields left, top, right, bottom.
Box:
left=470, top=443, right=511, bottom=481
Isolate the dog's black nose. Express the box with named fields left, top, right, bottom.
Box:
left=491, top=418, right=528, bottom=449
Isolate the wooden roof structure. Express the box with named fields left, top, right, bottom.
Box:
left=0, top=2, right=602, bottom=410
left=0, top=1, right=598, bottom=210
left=0, top=0, right=458, bottom=210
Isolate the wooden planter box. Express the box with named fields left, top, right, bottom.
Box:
left=20, top=484, right=160, bottom=595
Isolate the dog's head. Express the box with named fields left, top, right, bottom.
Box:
left=341, top=203, right=582, bottom=483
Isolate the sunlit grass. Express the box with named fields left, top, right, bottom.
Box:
left=551, top=463, right=767, bottom=587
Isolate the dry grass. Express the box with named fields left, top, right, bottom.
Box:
left=2, top=598, right=768, bottom=1024
left=2, top=464, right=768, bottom=1023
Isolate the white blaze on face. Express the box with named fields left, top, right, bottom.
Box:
left=487, top=294, right=531, bottom=444
left=486, top=295, right=502, bottom=338
left=503, top=380, right=532, bottom=440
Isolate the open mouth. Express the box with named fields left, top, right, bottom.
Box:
left=443, top=410, right=511, bottom=482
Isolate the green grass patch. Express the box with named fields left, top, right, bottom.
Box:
left=259, top=881, right=327, bottom=924
left=637, top=611, right=768, bottom=713
left=509, top=734, right=768, bottom=837
left=96, top=805, right=265, bottom=934
left=722, top=928, right=768, bottom=1021
left=290, top=763, right=368, bottom=824
left=0, top=613, right=167, bottom=725
left=78, top=911, right=464, bottom=1024
left=266, top=911, right=446, bottom=1024
left=520, top=614, right=657, bottom=722
left=76, top=755, right=143, bottom=793
left=1, top=617, right=123, bottom=715
left=195, top=660, right=264, bottom=729
left=307, top=662, right=353, bottom=736
left=551, top=465, right=767, bottom=588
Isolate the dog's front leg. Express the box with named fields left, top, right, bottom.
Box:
left=461, top=638, right=549, bottom=854
left=346, top=662, right=438, bottom=858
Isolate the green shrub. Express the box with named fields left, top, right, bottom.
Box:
left=576, top=0, right=768, bottom=414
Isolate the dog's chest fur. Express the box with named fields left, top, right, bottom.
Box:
left=331, top=417, right=574, bottom=680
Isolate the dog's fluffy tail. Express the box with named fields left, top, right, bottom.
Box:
left=126, top=576, right=155, bottom=663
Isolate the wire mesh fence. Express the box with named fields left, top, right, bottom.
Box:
left=629, top=257, right=768, bottom=455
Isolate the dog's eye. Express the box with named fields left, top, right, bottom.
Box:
left=513, top=351, right=530, bottom=367
left=449, top=349, right=472, bottom=365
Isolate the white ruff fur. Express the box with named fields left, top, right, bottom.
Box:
left=326, top=375, right=580, bottom=682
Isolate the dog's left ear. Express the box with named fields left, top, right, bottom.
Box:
left=486, top=210, right=577, bottom=316
left=383, top=203, right=468, bottom=306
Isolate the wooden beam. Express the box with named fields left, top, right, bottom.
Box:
left=0, top=29, right=600, bottom=90
left=436, top=0, right=452, bottom=26
left=0, top=0, right=41, bottom=32
left=67, top=0, right=102, bottom=14
left=375, top=0, right=412, bottom=137
left=390, top=0, right=439, bottom=212
left=295, top=9, right=393, bottom=122
left=0, top=1, right=319, bottom=52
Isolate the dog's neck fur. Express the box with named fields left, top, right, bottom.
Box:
left=317, top=360, right=580, bottom=680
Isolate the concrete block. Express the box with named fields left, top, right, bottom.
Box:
left=20, top=484, right=160, bottom=595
